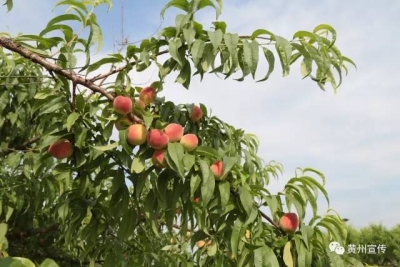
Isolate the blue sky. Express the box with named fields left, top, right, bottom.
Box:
left=2, top=0, right=400, bottom=229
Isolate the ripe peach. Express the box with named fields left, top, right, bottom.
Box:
left=180, top=134, right=198, bottom=151
left=191, top=105, right=203, bottom=122
left=210, top=161, right=224, bottom=180
left=279, top=213, right=299, bottom=233
left=197, top=240, right=205, bottom=248
left=164, top=123, right=184, bottom=142
left=113, top=96, right=132, bottom=114
left=152, top=149, right=166, bottom=168
left=127, top=124, right=148, bottom=146
left=47, top=139, right=73, bottom=159
left=147, top=129, right=169, bottom=149
left=139, top=87, right=156, bottom=105
left=115, top=116, right=132, bottom=130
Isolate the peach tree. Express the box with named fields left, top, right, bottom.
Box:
left=0, top=0, right=362, bottom=266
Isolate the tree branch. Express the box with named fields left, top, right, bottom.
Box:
left=0, top=37, right=142, bottom=124
left=0, top=136, right=41, bottom=158
left=260, top=210, right=280, bottom=229
left=90, top=49, right=169, bottom=83
left=88, top=34, right=270, bottom=83
left=6, top=224, right=58, bottom=241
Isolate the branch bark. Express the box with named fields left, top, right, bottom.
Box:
left=0, top=37, right=142, bottom=124
left=89, top=49, right=169, bottom=83
left=0, top=136, right=41, bottom=158
left=260, top=210, right=280, bottom=229
left=6, top=224, right=58, bottom=241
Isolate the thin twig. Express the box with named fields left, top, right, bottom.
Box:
left=0, top=136, right=42, bottom=158
left=260, top=210, right=280, bottom=229
left=6, top=224, right=58, bottom=241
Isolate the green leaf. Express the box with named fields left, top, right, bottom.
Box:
left=275, top=36, right=292, bottom=76
left=313, top=24, right=337, bottom=47
left=55, top=0, right=88, bottom=12
left=40, top=25, right=74, bottom=42
left=167, top=143, right=185, bottom=177
left=300, top=58, right=312, bottom=78
left=5, top=206, right=13, bottom=222
left=292, top=30, right=320, bottom=42
left=131, top=157, right=145, bottom=173
left=190, top=174, right=201, bottom=197
left=92, top=142, right=119, bottom=152
left=224, top=33, right=239, bottom=57
left=300, top=225, right=314, bottom=250
left=264, top=195, right=280, bottom=221
left=160, top=0, right=189, bottom=18
left=291, top=176, right=330, bottom=206
left=191, top=39, right=205, bottom=66
left=231, top=218, right=243, bottom=259
left=183, top=153, right=195, bottom=170
left=285, top=191, right=305, bottom=219
left=243, top=40, right=259, bottom=79
left=198, top=160, right=214, bottom=205
left=46, top=14, right=82, bottom=27
left=140, top=50, right=150, bottom=66
left=197, top=0, right=220, bottom=19
left=117, top=208, right=137, bottom=241
left=0, top=223, right=7, bottom=238
left=327, top=250, right=345, bottom=267
left=196, top=146, right=220, bottom=159
left=176, top=60, right=191, bottom=89
left=250, top=29, right=275, bottom=40
left=119, top=129, right=133, bottom=154
left=175, top=14, right=191, bottom=34
left=143, top=115, right=153, bottom=130
left=222, top=156, right=236, bottom=177
left=16, top=35, right=59, bottom=48
left=89, top=17, right=103, bottom=54
left=199, top=159, right=210, bottom=185
left=218, top=181, right=230, bottom=207
left=208, top=29, right=223, bottom=52
left=257, top=47, right=275, bottom=82
left=239, top=186, right=253, bottom=216
left=183, top=28, right=196, bottom=47
left=342, top=56, right=357, bottom=69
left=283, top=241, right=294, bottom=267
left=254, top=246, right=280, bottom=267
left=156, top=171, right=169, bottom=206
left=169, top=38, right=183, bottom=67
left=212, top=21, right=227, bottom=33
left=4, top=0, right=13, bottom=12
left=86, top=57, right=121, bottom=74
left=39, top=259, right=60, bottom=267
left=66, top=112, right=80, bottom=132
left=345, top=257, right=364, bottom=267
left=10, top=258, right=36, bottom=267
left=207, top=241, right=217, bottom=256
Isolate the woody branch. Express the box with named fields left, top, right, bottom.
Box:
left=0, top=37, right=142, bottom=124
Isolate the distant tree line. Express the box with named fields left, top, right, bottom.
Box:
left=345, top=223, right=400, bottom=266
